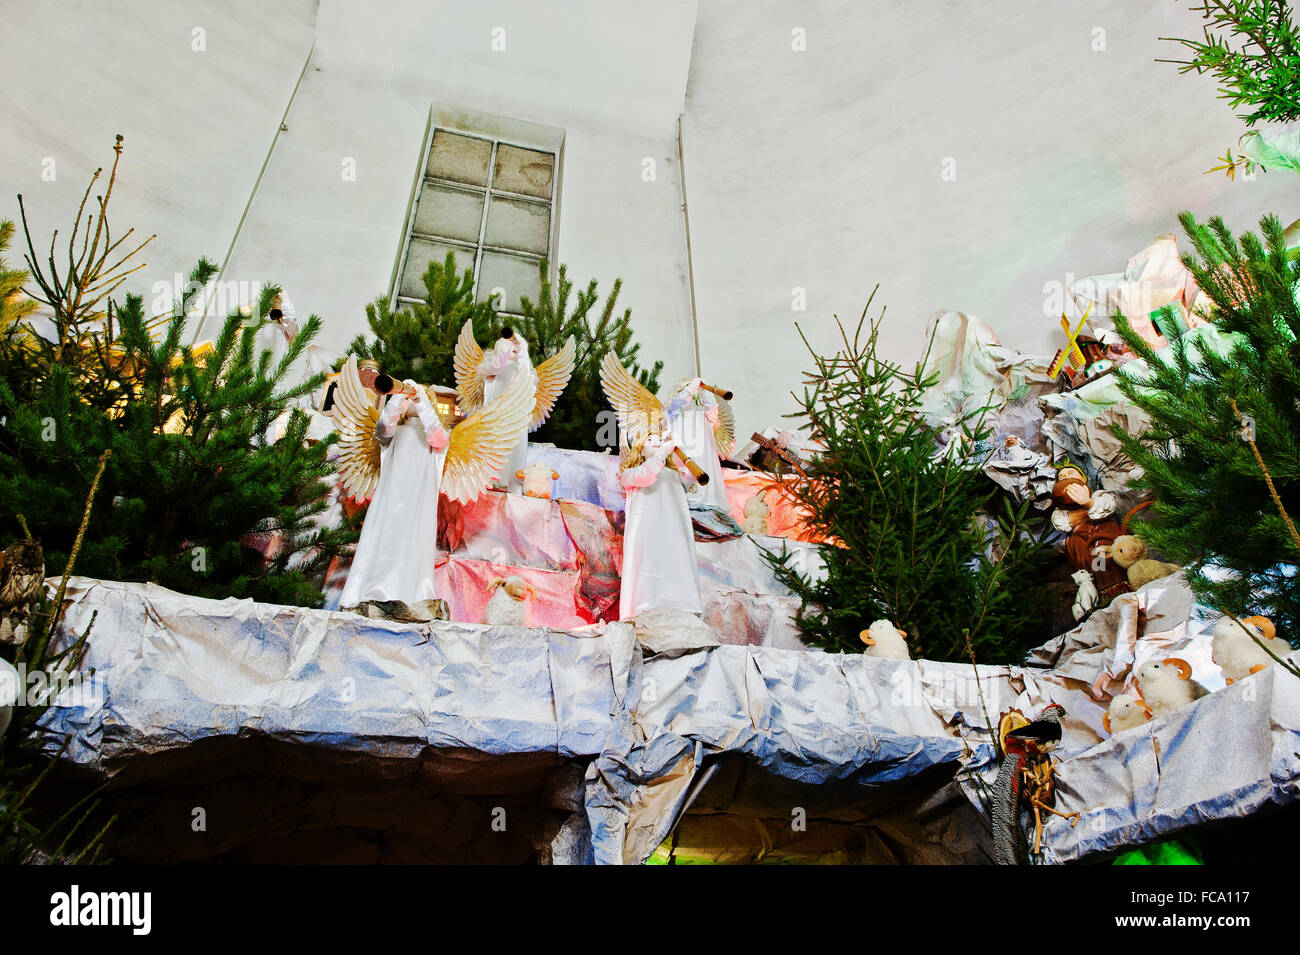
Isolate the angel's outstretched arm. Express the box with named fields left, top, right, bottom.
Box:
left=619, top=458, right=665, bottom=490
left=376, top=394, right=411, bottom=446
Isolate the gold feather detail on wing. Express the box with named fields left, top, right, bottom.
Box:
left=453, top=319, right=486, bottom=416
left=530, top=336, right=575, bottom=431
left=672, top=374, right=734, bottom=457
left=714, top=396, right=736, bottom=458
left=599, top=352, right=664, bottom=445
left=442, top=367, right=534, bottom=504
left=333, top=356, right=382, bottom=501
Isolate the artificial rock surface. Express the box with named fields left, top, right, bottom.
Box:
left=39, top=572, right=1300, bottom=864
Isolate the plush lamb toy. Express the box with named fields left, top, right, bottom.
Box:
left=1135, top=657, right=1208, bottom=718
left=1099, top=535, right=1180, bottom=590
left=1102, top=693, right=1151, bottom=735
left=741, top=491, right=770, bottom=536
left=1212, top=614, right=1292, bottom=684
left=859, top=619, right=911, bottom=660
left=515, top=463, right=560, bottom=500
left=483, top=574, right=538, bottom=627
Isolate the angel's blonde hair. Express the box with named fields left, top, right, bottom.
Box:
left=620, top=433, right=647, bottom=471
left=620, top=410, right=670, bottom=471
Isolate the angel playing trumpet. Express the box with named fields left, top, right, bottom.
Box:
left=663, top=376, right=735, bottom=511
left=454, top=321, right=575, bottom=492
left=332, top=355, right=534, bottom=622
left=600, top=354, right=705, bottom=619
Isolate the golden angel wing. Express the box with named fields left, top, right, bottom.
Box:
left=453, top=319, right=486, bottom=416
left=442, top=367, right=534, bottom=503
left=714, top=396, right=736, bottom=458
left=599, top=352, right=663, bottom=444
left=333, top=356, right=382, bottom=501
left=530, top=336, right=575, bottom=431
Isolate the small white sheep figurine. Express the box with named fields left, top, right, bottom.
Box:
left=516, top=463, right=560, bottom=500
left=1102, top=693, right=1151, bottom=735
left=1135, top=657, right=1208, bottom=718
left=741, top=491, right=770, bottom=535
left=859, top=619, right=911, bottom=660
left=483, top=574, right=538, bottom=627
left=1212, top=614, right=1291, bottom=684
left=1070, top=569, right=1099, bottom=622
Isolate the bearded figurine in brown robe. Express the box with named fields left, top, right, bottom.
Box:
left=1051, top=464, right=1130, bottom=605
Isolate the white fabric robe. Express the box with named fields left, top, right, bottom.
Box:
left=482, top=337, right=535, bottom=490
left=666, top=392, right=729, bottom=510
left=619, top=455, right=702, bottom=619
left=339, top=397, right=444, bottom=608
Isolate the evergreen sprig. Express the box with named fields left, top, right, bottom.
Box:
left=344, top=250, right=495, bottom=387
left=766, top=289, right=1051, bottom=663
left=1111, top=211, right=1300, bottom=641
left=1160, top=0, right=1300, bottom=126
left=348, top=253, right=664, bottom=452
left=0, top=141, right=352, bottom=607
left=513, top=260, right=662, bottom=452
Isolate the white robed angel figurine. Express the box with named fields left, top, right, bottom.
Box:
left=600, top=354, right=710, bottom=619
left=453, top=321, right=575, bottom=491
left=332, top=356, right=534, bottom=621
left=616, top=429, right=703, bottom=619
left=663, top=376, right=735, bottom=511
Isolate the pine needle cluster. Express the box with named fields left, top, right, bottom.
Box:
left=0, top=139, right=351, bottom=607
left=767, top=290, right=1052, bottom=663
left=1112, top=211, right=1300, bottom=641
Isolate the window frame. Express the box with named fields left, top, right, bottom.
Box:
left=390, top=114, right=561, bottom=317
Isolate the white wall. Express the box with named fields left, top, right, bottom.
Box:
left=220, top=0, right=701, bottom=398
left=681, top=0, right=1300, bottom=441
left=5, top=1, right=1295, bottom=447
left=2, top=0, right=700, bottom=403
left=0, top=0, right=317, bottom=307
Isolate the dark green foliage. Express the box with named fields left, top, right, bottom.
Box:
left=1111, top=211, right=1300, bottom=642
left=1160, top=1, right=1300, bottom=126
left=513, top=260, right=662, bottom=452
left=344, top=250, right=495, bottom=387
left=767, top=290, right=1052, bottom=663
left=348, top=252, right=663, bottom=452
left=0, top=282, right=352, bottom=607
left=0, top=143, right=353, bottom=607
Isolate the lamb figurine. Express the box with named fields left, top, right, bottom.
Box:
left=859, top=619, right=911, bottom=660
left=515, top=463, right=560, bottom=500
left=483, top=575, right=538, bottom=627
left=1212, top=614, right=1292, bottom=684
left=741, top=491, right=770, bottom=535
left=1135, top=657, right=1208, bottom=718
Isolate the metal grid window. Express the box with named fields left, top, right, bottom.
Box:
left=394, top=128, right=557, bottom=315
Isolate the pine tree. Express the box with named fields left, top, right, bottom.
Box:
left=513, top=260, right=662, bottom=452
left=767, top=290, right=1052, bottom=663
left=345, top=250, right=494, bottom=387
left=0, top=138, right=352, bottom=607
left=1112, top=211, right=1300, bottom=642
left=347, top=253, right=664, bottom=452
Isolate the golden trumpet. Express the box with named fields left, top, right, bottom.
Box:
left=671, top=447, right=709, bottom=485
